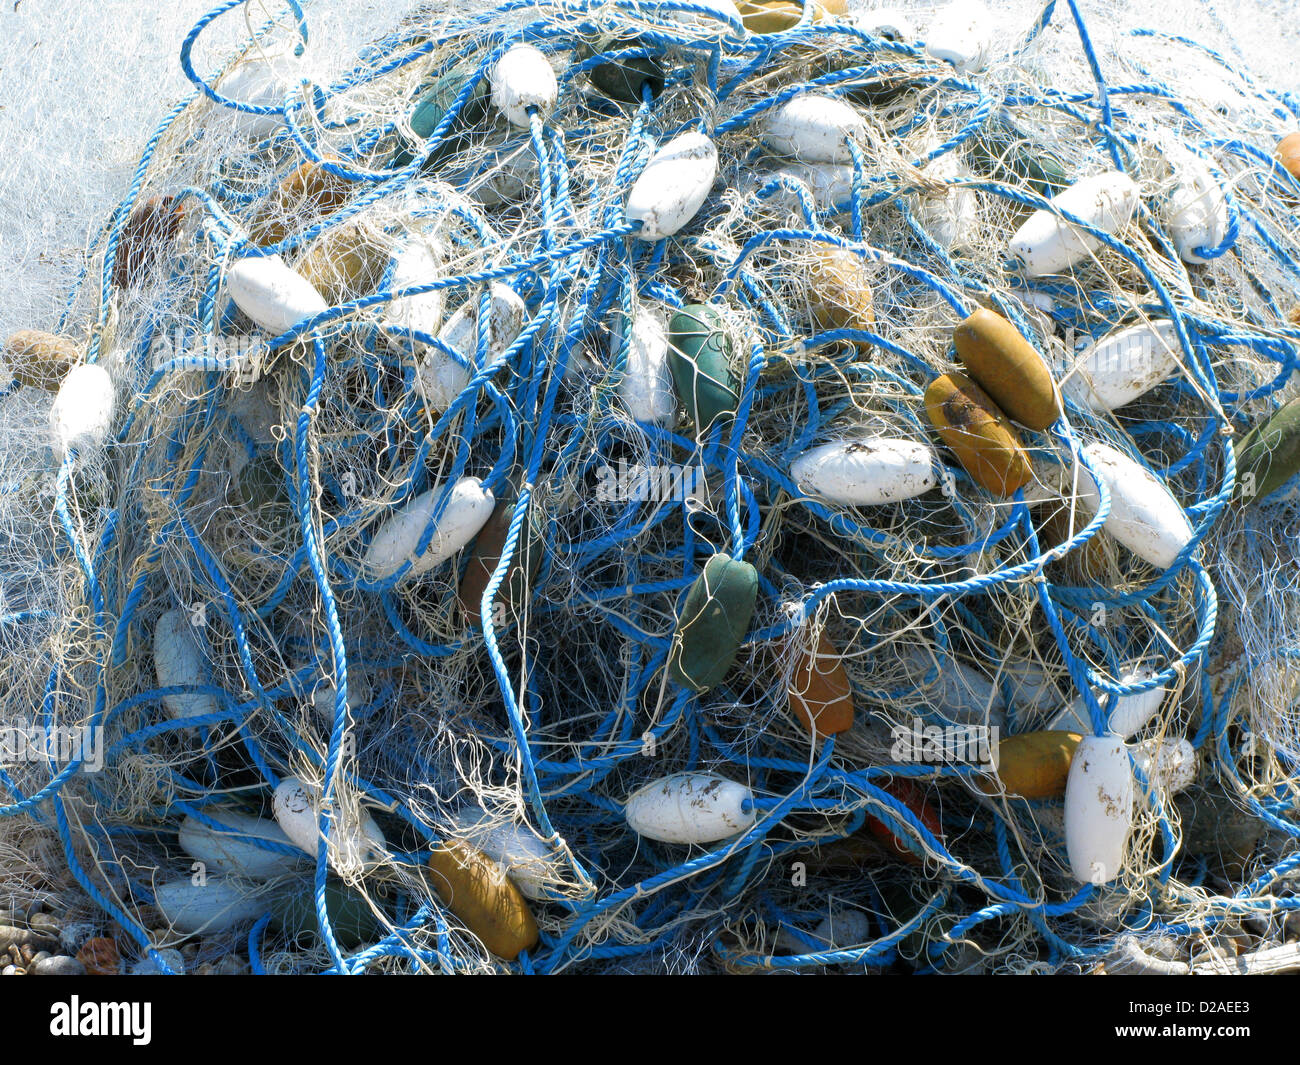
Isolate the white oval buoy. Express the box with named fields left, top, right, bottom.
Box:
left=1134, top=736, right=1196, bottom=796
left=1165, top=156, right=1229, bottom=265
left=1071, top=442, right=1194, bottom=570
left=491, top=44, right=558, bottom=128
left=925, top=0, right=994, bottom=73
left=657, top=0, right=745, bottom=39
left=153, top=607, right=220, bottom=721
left=451, top=807, right=561, bottom=900
left=848, top=8, right=915, bottom=41
left=1064, top=320, right=1180, bottom=412
left=915, top=142, right=979, bottom=251
left=152, top=876, right=268, bottom=934
left=627, top=132, right=719, bottom=241
left=899, top=646, right=1005, bottom=727
left=763, top=94, right=866, bottom=164
left=178, top=809, right=302, bottom=879
left=226, top=254, right=328, bottom=336
left=624, top=772, right=756, bottom=844
left=1049, top=665, right=1168, bottom=739
left=419, top=284, right=527, bottom=410
left=1064, top=735, right=1134, bottom=885
left=308, top=664, right=371, bottom=723
left=1010, top=171, right=1140, bottom=276
left=216, top=51, right=308, bottom=139
left=996, top=659, right=1066, bottom=714
left=811, top=908, right=871, bottom=948
left=771, top=162, right=856, bottom=213
left=272, top=776, right=386, bottom=872
left=50, top=363, right=114, bottom=459
left=1105, top=666, right=1169, bottom=738
left=363, top=476, right=495, bottom=580
left=791, top=437, right=937, bottom=505
left=471, top=137, right=540, bottom=206
left=383, top=236, right=444, bottom=339
left=618, top=308, right=676, bottom=425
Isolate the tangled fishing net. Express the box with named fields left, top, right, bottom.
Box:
left=2, top=0, right=1300, bottom=975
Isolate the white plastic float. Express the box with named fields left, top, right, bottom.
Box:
left=1010, top=171, right=1140, bottom=276
left=1134, top=736, right=1197, bottom=796
left=1064, top=735, right=1134, bottom=885
left=226, top=254, right=328, bottom=336
left=382, top=235, right=444, bottom=339
left=418, top=283, right=527, bottom=410
left=178, top=809, right=302, bottom=879
left=490, top=44, right=558, bottom=128
left=1064, top=320, right=1181, bottom=412
left=1073, top=442, right=1194, bottom=570
left=619, top=307, right=677, bottom=425
left=152, top=876, right=268, bottom=934
left=50, top=363, right=114, bottom=458
left=627, top=132, right=719, bottom=240
left=1050, top=664, right=1169, bottom=739
left=215, top=50, right=309, bottom=139
left=624, top=771, right=756, bottom=844
left=925, top=0, right=994, bottom=73
left=272, top=776, right=386, bottom=871
left=763, top=94, right=867, bottom=164
left=1164, top=151, right=1230, bottom=264
left=153, top=607, right=220, bottom=721
left=452, top=807, right=561, bottom=900
left=790, top=437, right=937, bottom=505
left=363, top=476, right=496, bottom=580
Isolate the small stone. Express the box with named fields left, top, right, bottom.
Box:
left=32, top=955, right=85, bottom=976
left=0, top=925, right=56, bottom=952
left=194, top=962, right=215, bottom=976
left=214, top=954, right=249, bottom=975
left=28, top=913, right=59, bottom=935
left=1, top=965, right=15, bottom=977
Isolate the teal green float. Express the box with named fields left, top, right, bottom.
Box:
left=668, top=553, right=758, bottom=692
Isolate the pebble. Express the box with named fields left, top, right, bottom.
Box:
left=32, top=955, right=86, bottom=976
left=0, top=925, right=57, bottom=952
left=1, top=965, right=16, bottom=977
left=214, top=954, right=249, bottom=975
left=28, top=913, right=60, bottom=935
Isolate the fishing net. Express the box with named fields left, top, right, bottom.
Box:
left=1, top=0, right=1299, bottom=975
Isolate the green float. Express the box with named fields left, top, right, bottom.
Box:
left=668, top=552, right=758, bottom=693
left=270, top=880, right=384, bottom=949
left=391, top=63, right=491, bottom=170
left=967, top=115, right=1069, bottom=198
left=667, top=304, right=739, bottom=434
left=583, top=39, right=664, bottom=104
left=1237, top=396, right=1300, bottom=504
